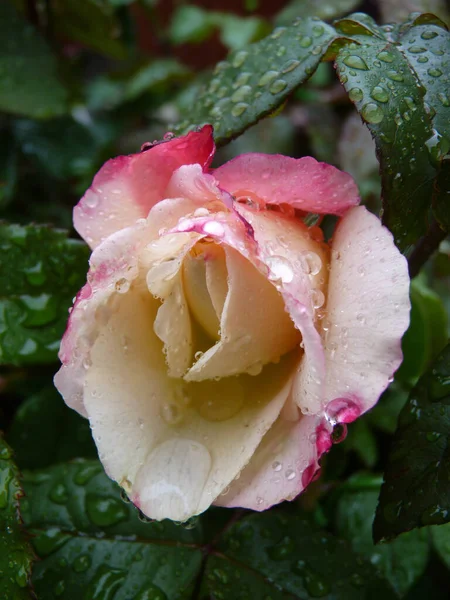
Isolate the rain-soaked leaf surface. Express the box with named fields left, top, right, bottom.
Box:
left=335, top=474, right=429, bottom=595
left=0, top=437, right=35, bottom=598
left=22, top=460, right=396, bottom=599
left=0, top=224, right=89, bottom=365
left=374, top=344, right=450, bottom=542
left=275, top=0, right=360, bottom=26
left=8, top=386, right=97, bottom=470
left=335, top=35, right=437, bottom=250
left=0, top=3, right=68, bottom=119
left=174, top=17, right=342, bottom=146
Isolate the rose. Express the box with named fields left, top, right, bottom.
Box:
left=55, top=125, right=410, bottom=522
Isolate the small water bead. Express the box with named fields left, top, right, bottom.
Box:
left=377, top=50, right=394, bottom=63
left=421, top=30, right=438, bottom=40
left=299, top=36, right=312, bottom=48
left=311, top=289, right=325, bottom=309
left=370, top=85, right=389, bottom=103
left=232, top=72, right=251, bottom=88
left=266, top=256, right=293, bottom=283
left=285, top=469, right=296, bottom=480
left=231, top=103, right=249, bottom=117
left=361, top=102, right=384, bottom=124
left=281, top=59, right=300, bottom=73
left=247, top=362, right=263, bottom=376
left=194, top=351, right=204, bottom=361
left=115, top=277, right=130, bottom=293
left=232, top=50, right=248, bottom=68
left=269, top=79, right=288, bottom=94
left=272, top=461, right=283, bottom=472
left=301, top=251, right=322, bottom=276
left=408, top=45, right=427, bottom=53
left=258, top=70, right=279, bottom=87
left=231, top=85, right=252, bottom=103
left=387, top=70, right=404, bottom=82
left=428, top=68, right=443, bottom=77
left=348, top=87, right=363, bottom=102
left=417, top=55, right=429, bottom=63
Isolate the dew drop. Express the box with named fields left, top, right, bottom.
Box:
left=370, top=85, right=389, bottom=103
left=269, top=79, right=288, bottom=94
left=161, top=401, right=184, bottom=426
left=231, top=102, right=249, bottom=117
left=258, top=70, right=279, bottom=87
left=232, top=50, right=248, bottom=68
left=348, top=87, right=363, bottom=102
left=115, top=278, right=130, bottom=293
left=361, top=102, right=384, bottom=124
left=343, top=55, right=368, bottom=70
left=266, top=256, right=293, bottom=283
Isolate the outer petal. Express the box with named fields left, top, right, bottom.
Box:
left=74, top=126, right=215, bottom=248
left=215, top=412, right=324, bottom=510
left=318, top=206, right=410, bottom=422
left=214, top=154, right=360, bottom=215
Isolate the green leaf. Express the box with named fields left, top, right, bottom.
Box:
left=13, top=117, right=101, bottom=182
left=87, top=59, right=190, bottom=111
left=0, top=3, right=68, bottom=119
left=397, top=278, right=448, bottom=383
left=431, top=522, right=450, bottom=568
left=0, top=436, right=35, bottom=598
left=335, top=36, right=436, bottom=250
left=335, top=474, right=429, bottom=595
left=21, top=460, right=205, bottom=600
left=374, top=343, right=450, bottom=542
left=209, top=509, right=397, bottom=599
left=23, top=460, right=396, bottom=598
left=174, top=17, right=341, bottom=146
left=52, top=0, right=128, bottom=59
left=169, top=4, right=216, bottom=45
left=276, top=0, right=360, bottom=26
left=0, top=223, right=89, bottom=365
left=7, top=386, right=97, bottom=470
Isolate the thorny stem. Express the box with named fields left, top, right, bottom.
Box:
left=408, top=218, right=447, bottom=279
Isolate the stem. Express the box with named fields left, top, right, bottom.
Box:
left=408, top=218, right=447, bottom=278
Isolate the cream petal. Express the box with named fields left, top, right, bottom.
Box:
left=185, top=244, right=301, bottom=381
left=215, top=412, right=323, bottom=511
left=82, top=288, right=298, bottom=521
left=318, top=206, right=411, bottom=420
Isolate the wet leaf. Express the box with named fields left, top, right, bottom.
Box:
left=276, top=0, right=360, bottom=26
left=22, top=461, right=396, bottom=599
left=7, top=386, right=97, bottom=470
left=397, top=277, right=448, bottom=384
left=0, top=3, right=68, bottom=118
left=0, top=223, right=89, bottom=365
left=52, top=0, right=128, bottom=59
left=0, top=436, right=35, bottom=598
left=335, top=35, right=436, bottom=250
left=374, top=344, right=450, bottom=542
left=174, top=17, right=342, bottom=146
left=335, top=473, right=429, bottom=595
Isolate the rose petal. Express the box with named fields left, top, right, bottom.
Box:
left=74, top=126, right=215, bottom=248
left=185, top=243, right=301, bottom=381
left=215, top=411, right=323, bottom=510
left=82, top=287, right=298, bottom=520
left=319, top=206, right=410, bottom=420
left=235, top=205, right=329, bottom=416
left=214, top=154, right=360, bottom=215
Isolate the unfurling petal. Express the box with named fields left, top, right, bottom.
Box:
left=214, top=154, right=360, bottom=215
left=74, top=126, right=215, bottom=248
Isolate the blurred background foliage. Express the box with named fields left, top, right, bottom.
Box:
left=0, top=0, right=449, bottom=598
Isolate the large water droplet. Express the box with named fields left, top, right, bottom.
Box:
left=361, top=102, right=384, bottom=124
left=348, top=87, right=363, bottom=102
left=266, top=256, right=293, bottom=283
left=85, top=494, right=128, bottom=526
left=231, top=85, right=252, bottom=103
left=343, top=55, right=368, bottom=70
left=370, top=85, right=389, bottom=103
left=258, top=70, right=279, bottom=87
left=232, top=50, right=248, bottom=68
left=269, top=79, right=288, bottom=94
left=231, top=102, right=249, bottom=117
